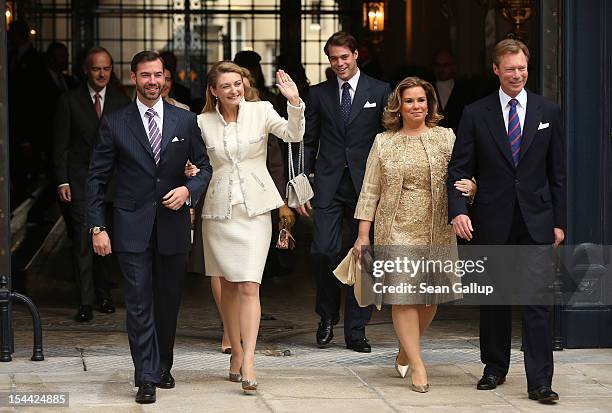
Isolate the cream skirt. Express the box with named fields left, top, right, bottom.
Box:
left=202, top=203, right=271, bottom=283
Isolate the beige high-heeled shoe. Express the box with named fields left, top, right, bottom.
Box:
left=407, top=366, right=429, bottom=393
left=395, top=354, right=409, bottom=378
left=242, top=379, right=258, bottom=394
left=228, top=355, right=242, bottom=382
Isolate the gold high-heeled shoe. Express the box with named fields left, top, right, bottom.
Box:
left=242, top=379, right=258, bottom=394
left=406, top=366, right=429, bottom=393
left=395, top=354, right=409, bottom=378
left=228, top=355, right=242, bottom=382
left=229, top=371, right=242, bottom=382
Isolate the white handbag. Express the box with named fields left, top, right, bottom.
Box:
left=286, top=140, right=314, bottom=208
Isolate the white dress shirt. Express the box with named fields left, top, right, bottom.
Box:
left=88, top=84, right=107, bottom=113
left=436, top=79, right=454, bottom=110
left=499, top=87, right=527, bottom=133
left=337, top=69, right=361, bottom=103
left=136, top=96, right=164, bottom=138
left=136, top=97, right=192, bottom=204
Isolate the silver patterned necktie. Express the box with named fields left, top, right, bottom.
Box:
left=145, top=108, right=161, bottom=165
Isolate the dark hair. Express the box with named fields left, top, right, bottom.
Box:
left=324, top=31, right=358, bottom=56
left=130, top=50, right=164, bottom=74
left=233, top=50, right=266, bottom=91
left=46, top=42, right=67, bottom=55
left=159, top=51, right=178, bottom=73
left=164, top=62, right=175, bottom=77
left=382, top=77, right=444, bottom=130
left=83, top=46, right=113, bottom=69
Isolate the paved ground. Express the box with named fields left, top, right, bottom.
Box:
left=2, top=221, right=612, bottom=412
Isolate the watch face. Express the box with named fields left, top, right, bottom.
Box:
left=92, top=227, right=100, bottom=235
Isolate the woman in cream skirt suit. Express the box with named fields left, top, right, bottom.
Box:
left=197, top=61, right=304, bottom=393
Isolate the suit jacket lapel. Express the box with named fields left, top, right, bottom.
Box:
left=79, top=86, right=101, bottom=145
left=518, top=91, right=542, bottom=162
left=126, top=103, right=155, bottom=160
left=347, top=74, right=371, bottom=126
left=160, top=101, right=177, bottom=162
left=102, top=87, right=123, bottom=116
left=484, top=93, right=515, bottom=168
left=79, top=85, right=99, bottom=123
left=322, top=79, right=344, bottom=136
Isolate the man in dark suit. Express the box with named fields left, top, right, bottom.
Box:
left=298, top=32, right=391, bottom=353
left=54, top=47, right=131, bottom=322
left=87, top=51, right=211, bottom=404
left=447, top=39, right=565, bottom=403
left=432, top=49, right=473, bottom=134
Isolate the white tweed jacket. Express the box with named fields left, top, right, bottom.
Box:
left=197, top=99, right=305, bottom=219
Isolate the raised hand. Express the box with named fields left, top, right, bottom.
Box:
left=276, top=70, right=300, bottom=106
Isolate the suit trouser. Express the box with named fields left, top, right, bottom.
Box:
left=70, top=198, right=112, bottom=306
left=479, top=204, right=554, bottom=390
left=116, top=238, right=187, bottom=386
left=312, top=170, right=373, bottom=342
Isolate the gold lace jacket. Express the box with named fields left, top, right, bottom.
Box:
left=354, top=127, right=456, bottom=247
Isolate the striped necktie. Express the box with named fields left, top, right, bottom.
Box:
left=145, top=108, right=162, bottom=165
left=508, top=98, right=521, bottom=166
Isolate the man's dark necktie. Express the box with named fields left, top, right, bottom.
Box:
left=340, top=82, right=352, bottom=125
left=508, top=98, right=522, bottom=166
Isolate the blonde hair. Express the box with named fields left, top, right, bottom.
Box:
left=203, top=61, right=245, bottom=113
left=382, top=76, right=443, bottom=131
left=238, top=67, right=260, bottom=102
left=492, top=38, right=530, bottom=67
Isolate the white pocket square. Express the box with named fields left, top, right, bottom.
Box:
left=171, top=136, right=184, bottom=142
left=363, top=101, right=377, bottom=108
left=538, top=122, right=550, bottom=130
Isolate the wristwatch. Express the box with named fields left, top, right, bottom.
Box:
left=90, top=226, right=106, bottom=235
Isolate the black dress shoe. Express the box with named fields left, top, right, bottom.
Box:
left=316, top=319, right=334, bottom=347
left=97, top=298, right=116, bottom=314
left=477, top=374, right=506, bottom=390
left=528, top=386, right=559, bottom=403
left=346, top=337, right=371, bottom=353
left=135, top=381, right=156, bottom=404
left=156, top=370, right=175, bottom=389
left=74, top=305, right=93, bottom=322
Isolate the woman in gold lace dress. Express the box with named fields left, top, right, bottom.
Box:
left=353, top=77, right=475, bottom=393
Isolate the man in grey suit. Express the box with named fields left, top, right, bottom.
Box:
left=298, top=32, right=391, bottom=352
left=53, top=47, right=130, bottom=322
left=87, top=51, right=211, bottom=403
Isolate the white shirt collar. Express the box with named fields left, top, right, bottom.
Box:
left=136, top=96, right=164, bottom=122
left=337, top=69, right=361, bottom=92
left=87, top=84, right=106, bottom=101
left=499, top=87, right=527, bottom=110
